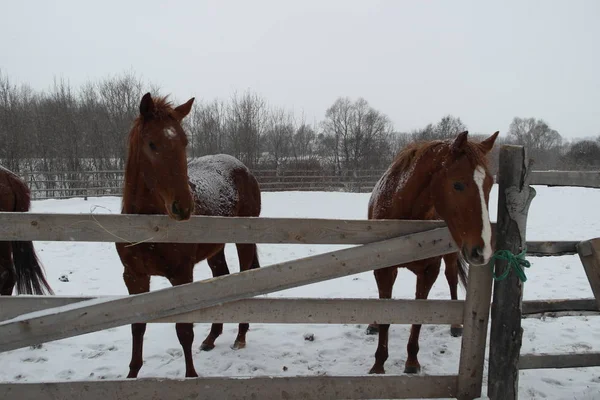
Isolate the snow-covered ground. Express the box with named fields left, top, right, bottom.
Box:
left=1, top=186, right=600, bottom=399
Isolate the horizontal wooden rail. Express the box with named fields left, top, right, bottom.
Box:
left=529, top=171, right=600, bottom=188
left=522, top=298, right=598, bottom=315
left=0, top=374, right=459, bottom=400
left=519, top=352, right=600, bottom=370
left=0, top=213, right=447, bottom=244
left=0, top=296, right=464, bottom=325
left=0, top=213, right=584, bottom=257
left=2, top=295, right=592, bottom=323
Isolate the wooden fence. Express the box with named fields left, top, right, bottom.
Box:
left=0, top=149, right=599, bottom=399
left=487, top=147, right=600, bottom=400
left=19, top=168, right=600, bottom=200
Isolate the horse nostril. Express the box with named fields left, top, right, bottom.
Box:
left=172, top=201, right=181, bottom=216
left=471, top=246, right=483, bottom=260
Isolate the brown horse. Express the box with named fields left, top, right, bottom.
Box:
left=116, top=93, right=262, bottom=378
left=0, top=167, right=54, bottom=296
left=366, top=130, right=499, bottom=374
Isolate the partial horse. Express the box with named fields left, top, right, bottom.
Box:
left=116, top=93, right=262, bottom=378
left=366, top=131, right=498, bottom=374
left=0, top=167, right=54, bottom=296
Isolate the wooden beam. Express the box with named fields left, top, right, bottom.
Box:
left=577, top=239, right=600, bottom=310
left=488, top=145, right=536, bottom=400
left=456, top=261, right=493, bottom=400
left=0, top=227, right=457, bottom=352
left=526, top=241, right=578, bottom=256
left=3, top=295, right=593, bottom=323
left=529, top=170, right=600, bottom=188
left=0, top=212, right=448, bottom=244
left=0, top=374, right=458, bottom=400
left=521, top=298, right=598, bottom=315
left=519, top=352, right=600, bottom=370
left=0, top=212, right=583, bottom=257
left=0, top=296, right=464, bottom=325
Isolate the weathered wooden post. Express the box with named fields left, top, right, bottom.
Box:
left=456, top=254, right=493, bottom=399
left=487, top=145, right=536, bottom=399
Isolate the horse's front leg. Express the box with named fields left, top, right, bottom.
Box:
left=169, top=265, right=198, bottom=377
left=123, top=271, right=150, bottom=378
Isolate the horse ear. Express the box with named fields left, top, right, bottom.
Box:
left=451, top=131, right=469, bottom=152
left=139, top=93, right=154, bottom=119
left=479, top=131, right=500, bottom=154
left=174, top=97, right=195, bottom=121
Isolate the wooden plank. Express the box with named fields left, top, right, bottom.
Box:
left=456, top=260, right=493, bottom=400
left=0, top=211, right=582, bottom=256
left=0, top=296, right=465, bottom=325
left=0, top=212, right=447, bottom=244
left=3, top=295, right=592, bottom=323
left=0, top=374, right=458, bottom=400
left=577, top=239, right=600, bottom=310
left=519, top=352, right=600, bottom=370
left=488, top=145, right=536, bottom=400
left=526, top=241, right=578, bottom=256
left=522, top=298, right=598, bottom=315
left=0, top=227, right=457, bottom=352
left=529, top=170, right=600, bottom=188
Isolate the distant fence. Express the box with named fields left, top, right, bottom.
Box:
left=18, top=169, right=600, bottom=200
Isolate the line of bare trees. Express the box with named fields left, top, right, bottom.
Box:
left=1, top=69, right=598, bottom=178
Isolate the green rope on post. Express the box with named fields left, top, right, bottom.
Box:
left=490, top=248, right=531, bottom=282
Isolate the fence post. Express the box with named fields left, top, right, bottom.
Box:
left=487, top=145, right=536, bottom=400
left=456, top=254, right=493, bottom=399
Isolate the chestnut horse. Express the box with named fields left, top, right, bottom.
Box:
left=116, top=93, right=262, bottom=378
left=366, top=130, right=499, bottom=374
left=0, top=167, right=54, bottom=295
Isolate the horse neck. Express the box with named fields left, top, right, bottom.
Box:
left=121, top=139, right=163, bottom=215
left=388, top=149, right=447, bottom=219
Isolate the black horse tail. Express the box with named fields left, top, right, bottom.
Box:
left=8, top=173, right=54, bottom=295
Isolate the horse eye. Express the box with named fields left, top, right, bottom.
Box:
left=453, top=182, right=465, bottom=191
left=149, top=142, right=157, bottom=151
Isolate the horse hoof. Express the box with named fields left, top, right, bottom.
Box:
left=366, top=325, right=379, bottom=335
left=450, top=327, right=463, bottom=337
left=404, top=365, right=420, bottom=374
left=200, top=342, right=215, bottom=351
left=186, top=370, right=199, bottom=378
left=368, top=366, right=385, bottom=374
left=231, top=341, right=246, bottom=350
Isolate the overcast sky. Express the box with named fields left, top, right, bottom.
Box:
left=1, top=0, right=598, bottom=139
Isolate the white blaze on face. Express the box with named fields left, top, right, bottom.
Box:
left=474, top=165, right=493, bottom=261
left=164, top=127, right=177, bottom=139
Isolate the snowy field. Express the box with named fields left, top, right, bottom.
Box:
left=1, top=186, right=600, bottom=399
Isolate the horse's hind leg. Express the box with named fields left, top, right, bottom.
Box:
left=200, top=247, right=230, bottom=351
left=169, top=266, right=198, bottom=378
left=231, top=243, right=260, bottom=350
left=443, top=253, right=463, bottom=337
left=368, top=266, right=398, bottom=374
left=0, top=243, right=15, bottom=296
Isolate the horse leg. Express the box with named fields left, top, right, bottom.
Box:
left=169, top=266, right=198, bottom=378
left=444, top=253, right=463, bottom=337
left=368, top=266, right=398, bottom=374
left=200, top=247, right=230, bottom=351
left=231, top=243, right=260, bottom=350
left=123, top=271, right=150, bottom=378
left=405, top=262, right=441, bottom=374
left=0, top=243, right=15, bottom=296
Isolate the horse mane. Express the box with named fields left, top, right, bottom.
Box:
left=391, top=137, right=490, bottom=174
left=121, top=95, right=178, bottom=212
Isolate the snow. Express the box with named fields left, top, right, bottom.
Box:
left=187, top=154, right=245, bottom=216
left=1, top=186, right=600, bottom=399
